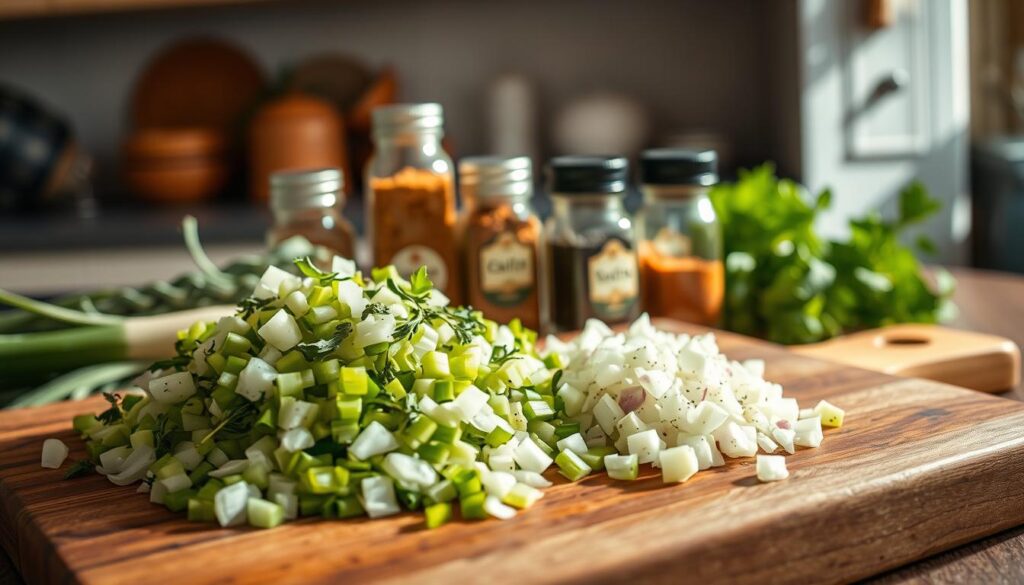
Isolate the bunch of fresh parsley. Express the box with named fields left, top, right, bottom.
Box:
left=709, top=164, right=955, bottom=345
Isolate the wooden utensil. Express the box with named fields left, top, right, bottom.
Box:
left=2, top=321, right=1024, bottom=585
left=121, top=128, right=229, bottom=203
left=792, top=324, right=1021, bottom=393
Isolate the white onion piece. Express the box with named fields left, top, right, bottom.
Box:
left=361, top=476, right=400, bottom=518
left=350, top=421, right=400, bottom=460
left=756, top=454, right=790, bottom=482
left=215, top=481, right=250, bottom=527
left=149, top=372, right=196, bottom=404
left=258, top=310, right=303, bottom=352
left=41, top=438, right=69, bottom=469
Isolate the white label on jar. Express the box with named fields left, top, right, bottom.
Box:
left=479, top=231, right=535, bottom=307
left=587, top=238, right=639, bottom=321
left=391, top=245, right=448, bottom=290
left=652, top=227, right=692, bottom=258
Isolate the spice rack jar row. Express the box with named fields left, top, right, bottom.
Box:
left=267, top=102, right=724, bottom=334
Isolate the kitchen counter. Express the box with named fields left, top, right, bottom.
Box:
left=0, top=266, right=1021, bottom=584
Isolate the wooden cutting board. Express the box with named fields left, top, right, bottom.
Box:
left=2, top=320, right=1024, bottom=585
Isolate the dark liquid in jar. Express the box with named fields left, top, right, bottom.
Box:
left=548, top=240, right=640, bottom=331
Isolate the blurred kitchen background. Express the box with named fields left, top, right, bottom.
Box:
left=0, top=0, right=1020, bottom=294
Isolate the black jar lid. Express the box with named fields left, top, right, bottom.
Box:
left=640, top=148, right=718, bottom=186
left=548, top=155, right=629, bottom=195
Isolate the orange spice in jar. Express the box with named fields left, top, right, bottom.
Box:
left=636, top=149, right=724, bottom=325
left=366, top=104, right=460, bottom=302
left=460, top=156, right=542, bottom=331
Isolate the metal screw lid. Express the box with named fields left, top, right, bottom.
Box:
left=548, top=155, right=629, bottom=195
left=270, top=168, right=344, bottom=211
left=640, top=148, right=718, bottom=186
left=372, top=103, right=445, bottom=138
left=459, top=155, right=532, bottom=199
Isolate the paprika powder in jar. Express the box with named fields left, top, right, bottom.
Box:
left=636, top=149, right=724, bottom=325
left=366, top=103, right=461, bottom=302
left=460, top=156, right=543, bottom=331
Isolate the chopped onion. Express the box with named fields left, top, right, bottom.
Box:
left=756, top=454, right=790, bottom=482
left=41, top=438, right=69, bottom=469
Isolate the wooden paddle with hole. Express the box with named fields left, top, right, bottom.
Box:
left=791, top=324, right=1021, bottom=393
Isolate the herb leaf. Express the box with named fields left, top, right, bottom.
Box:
left=238, top=295, right=274, bottom=319
left=96, top=392, right=124, bottom=425
left=294, top=256, right=337, bottom=284
left=295, top=322, right=354, bottom=361
left=64, top=459, right=95, bottom=479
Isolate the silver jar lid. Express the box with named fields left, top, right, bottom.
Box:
left=270, top=168, right=343, bottom=211
left=372, top=103, right=445, bottom=137
left=459, top=156, right=532, bottom=199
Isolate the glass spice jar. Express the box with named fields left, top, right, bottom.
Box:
left=366, top=103, right=461, bottom=302
left=460, top=156, right=543, bottom=331
left=636, top=148, right=724, bottom=325
left=267, top=167, right=355, bottom=263
left=545, top=155, right=640, bottom=331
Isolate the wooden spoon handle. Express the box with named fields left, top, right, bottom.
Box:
left=791, top=324, right=1021, bottom=393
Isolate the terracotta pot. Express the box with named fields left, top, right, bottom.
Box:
left=249, top=93, right=348, bottom=202
left=122, top=127, right=228, bottom=204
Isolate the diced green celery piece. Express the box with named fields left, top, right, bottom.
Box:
left=276, top=372, right=305, bottom=399
left=217, top=439, right=244, bottom=459
left=331, top=421, right=360, bottom=444
left=223, top=355, right=248, bottom=375
left=531, top=433, right=555, bottom=457
left=221, top=474, right=244, bottom=486
left=189, top=461, right=214, bottom=484
left=424, top=502, right=452, bottom=529
left=339, top=366, right=369, bottom=395
left=450, top=354, right=479, bottom=380
left=384, top=378, right=407, bottom=400
left=460, top=492, right=487, bottom=520
left=164, top=488, right=196, bottom=513
left=222, top=332, right=252, bottom=356
left=485, top=424, right=515, bottom=448
left=100, top=424, right=130, bottom=448
left=181, top=397, right=204, bottom=415
left=299, top=466, right=349, bottom=494
left=72, top=414, right=100, bottom=434
left=432, top=380, right=455, bottom=403
left=308, top=285, right=333, bottom=307
left=363, top=410, right=401, bottom=430
left=187, top=498, right=216, bottom=522
left=242, top=463, right=270, bottom=489
left=431, top=424, right=462, bottom=444
left=211, top=385, right=239, bottom=409
left=364, top=341, right=389, bottom=356
left=397, top=487, right=422, bottom=510
left=247, top=498, right=285, bottom=529
left=523, top=400, right=554, bottom=421
left=555, top=450, right=592, bottom=482
left=206, top=352, right=227, bottom=375
left=335, top=495, right=365, bottom=518
left=527, top=420, right=557, bottom=446
left=276, top=351, right=309, bottom=374
left=299, top=494, right=330, bottom=517
left=130, top=429, right=154, bottom=449
left=422, top=351, right=451, bottom=379
left=425, top=478, right=457, bottom=503
left=417, top=442, right=450, bottom=466
left=403, top=416, right=438, bottom=449
left=454, top=469, right=482, bottom=497
left=411, top=378, right=435, bottom=396
left=255, top=407, right=277, bottom=432
left=554, top=422, right=581, bottom=441
left=312, top=359, right=340, bottom=385
left=605, top=454, right=639, bottom=481
left=543, top=353, right=564, bottom=369
left=196, top=479, right=223, bottom=501
left=149, top=453, right=176, bottom=475
left=579, top=446, right=616, bottom=471
left=333, top=395, right=362, bottom=424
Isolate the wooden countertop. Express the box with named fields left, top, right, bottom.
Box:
left=0, top=266, right=1022, bottom=584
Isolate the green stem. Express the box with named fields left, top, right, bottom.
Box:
left=6, top=361, right=144, bottom=408
left=0, top=325, right=128, bottom=378
left=183, top=216, right=232, bottom=289
left=0, top=287, right=123, bottom=327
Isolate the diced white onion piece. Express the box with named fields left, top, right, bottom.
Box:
left=354, top=314, right=395, bottom=349
left=799, top=407, right=817, bottom=419
left=512, top=470, right=553, bottom=488
left=258, top=310, right=303, bottom=352
left=660, top=445, right=699, bottom=483
left=273, top=492, right=299, bottom=520
left=336, top=279, right=367, bottom=318
left=593, top=394, right=626, bottom=436
left=331, top=256, right=357, bottom=277
left=756, top=454, right=790, bottom=482
left=158, top=473, right=192, bottom=494
left=278, top=399, right=319, bottom=430
left=254, top=266, right=299, bottom=300
left=236, top=359, right=277, bottom=405
left=713, top=422, right=758, bottom=458
left=209, top=459, right=249, bottom=478
left=636, top=367, right=673, bottom=399
left=99, top=445, right=131, bottom=473
left=482, top=471, right=517, bottom=499
left=452, top=385, right=490, bottom=421
left=512, top=437, right=553, bottom=474
left=105, top=445, right=156, bottom=486
left=173, top=442, right=204, bottom=471
left=280, top=428, right=315, bottom=452
left=484, top=494, right=518, bottom=520
left=207, top=447, right=229, bottom=467
left=214, top=480, right=250, bottom=527
left=350, top=421, right=400, bottom=460
left=772, top=426, right=797, bottom=454
left=675, top=434, right=713, bottom=470
left=555, top=433, right=588, bottom=456
left=284, top=290, right=310, bottom=317
left=604, top=454, right=639, bottom=481
left=794, top=416, right=823, bottom=448
left=626, top=429, right=662, bottom=464
left=149, top=479, right=168, bottom=504
left=41, top=438, right=69, bottom=469
left=680, top=401, right=729, bottom=435
left=381, top=452, right=438, bottom=489
left=756, top=432, right=779, bottom=454
left=361, top=476, right=400, bottom=518
left=149, top=372, right=197, bottom=404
